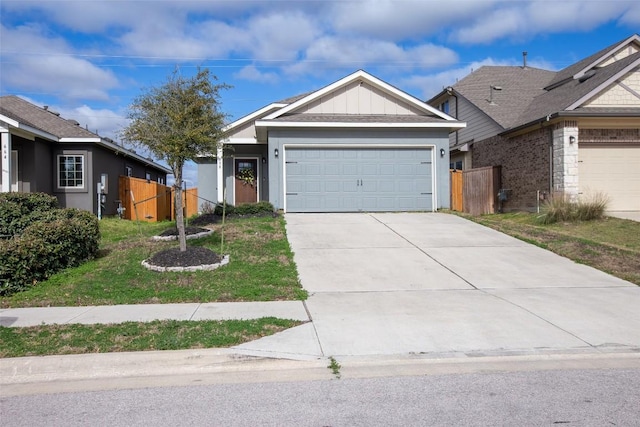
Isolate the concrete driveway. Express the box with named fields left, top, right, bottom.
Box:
left=235, top=213, right=640, bottom=359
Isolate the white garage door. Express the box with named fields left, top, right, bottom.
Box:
left=579, top=145, right=640, bottom=211
left=285, top=147, right=434, bottom=212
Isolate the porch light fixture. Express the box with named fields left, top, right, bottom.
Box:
left=569, top=136, right=576, bottom=144
left=262, top=157, right=267, bottom=164
left=440, top=148, right=446, bottom=157
left=274, top=148, right=279, bottom=158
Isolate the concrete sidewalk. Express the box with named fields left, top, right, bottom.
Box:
left=0, top=301, right=310, bottom=327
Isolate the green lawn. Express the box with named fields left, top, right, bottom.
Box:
left=0, top=318, right=303, bottom=358
left=464, top=212, right=640, bottom=285
left=1, top=215, right=307, bottom=308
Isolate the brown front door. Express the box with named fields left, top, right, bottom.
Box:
left=234, top=158, right=258, bottom=204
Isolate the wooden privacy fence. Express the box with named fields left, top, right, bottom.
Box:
left=450, top=170, right=463, bottom=212
left=450, top=166, right=501, bottom=215
left=118, top=176, right=199, bottom=222
left=171, top=187, right=199, bottom=221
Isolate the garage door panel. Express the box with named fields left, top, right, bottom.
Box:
left=579, top=145, right=640, bottom=211
left=285, top=147, right=434, bottom=212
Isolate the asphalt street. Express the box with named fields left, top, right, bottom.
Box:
left=2, top=367, right=639, bottom=426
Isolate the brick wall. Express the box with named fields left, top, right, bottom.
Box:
left=472, top=127, right=551, bottom=211
left=580, top=128, right=640, bottom=143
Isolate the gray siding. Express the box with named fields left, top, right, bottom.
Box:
left=53, top=143, right=167, bottom=216
left=451, top=96, right=503, bottom=145
left=196, top=158, right=217, bottom=211
left=268, top=129, right=450, bottom=211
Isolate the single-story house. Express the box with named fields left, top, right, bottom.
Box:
left=197, top=70, right=465, bottom=212
left=428, top=34, right=640, bottom=212
left=0, top=95, right=172, bottom=216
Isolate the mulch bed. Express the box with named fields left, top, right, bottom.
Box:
left=189, top=214, right=222, bottom=227
left=159, top=226, right=211, bottom=237
left=146, top=246, right=222, bottom=268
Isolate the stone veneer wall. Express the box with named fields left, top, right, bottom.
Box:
left=552, top=121, right=579, bottom=202
left=472, top=126, right=551, bottom=211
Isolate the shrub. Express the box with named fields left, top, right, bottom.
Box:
left=209, top=201, right=274, bottom=218
left=0, top=208, right=100, bottom=296
left=539, top=192, right=608, bottom=224
left=214, top=202, right=234, bottom=216
left=234, top=201, right=275, bottom=216
left=0, top=192, right=59, bottom=237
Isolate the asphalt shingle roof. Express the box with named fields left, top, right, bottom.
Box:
left=0, top=95, right=98, bottom=139
left=448, top=34, right=640, bottom=133
left=545, top=34, right=640, bottom=89
left=516, top=51, right=640, bottom=126
left=452, top=66, right=556, bottom=129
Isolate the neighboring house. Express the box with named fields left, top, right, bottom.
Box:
left=428, top=34, right=640, bottom=212
left=197, top=70, right=465, bottom=213
left=0, top=95, right=172, bottom=216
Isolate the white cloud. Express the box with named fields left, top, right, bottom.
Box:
left=453, top=0, right=640, bottom=44
left=0, top=24, right=119, bottom=101
left=234, top=65, right=279, bottom=83
left=286, top=37, right=458, bottom=75
left=330, top=0, right=497, bottom=41
left=66, top=105, right=128, bottom=140
left=620, top=2, right=640, bottom=25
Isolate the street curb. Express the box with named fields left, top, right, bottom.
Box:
left=0, top=348, right=330, bottom=397
left=3, top=348, right=639, bottom=398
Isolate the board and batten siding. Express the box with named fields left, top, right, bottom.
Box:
left=267, top=128, right=451, bottom=212
left=301, top=81, right=424, bottom=115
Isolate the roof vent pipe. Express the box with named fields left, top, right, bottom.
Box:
left=522, top=51, right=528, bottom=69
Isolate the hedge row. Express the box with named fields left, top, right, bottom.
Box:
left=212, top=201, right=275, bottom=216
left=0, top=194, right=100, bottom=296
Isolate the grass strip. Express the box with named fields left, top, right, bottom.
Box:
left=464, top=213, right=640, bottom=286
left=0, top=318, right=302, bottom=358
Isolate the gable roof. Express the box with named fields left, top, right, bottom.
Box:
left=0, top=95, right=172, bottom=174
left=448, top=66, right=555, bottom=129
left=263, top=69, right=457, bottom=122
left=545, top=33, right=640, bottom=90
left=516, top=51, right=640, bottom=127
left=436, top=34, right=640, bottom=135
left=222, top=70, right=465, bottom=144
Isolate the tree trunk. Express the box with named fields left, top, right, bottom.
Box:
left=174, top=168, right=187, bottom=252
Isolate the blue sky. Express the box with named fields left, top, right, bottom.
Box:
left=1, top=0, right=639, bottom=185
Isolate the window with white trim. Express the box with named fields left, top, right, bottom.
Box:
left=58, top=155, right=84, bottom=188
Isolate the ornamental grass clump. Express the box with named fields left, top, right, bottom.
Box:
left=539, top=192, right=608, bottom=224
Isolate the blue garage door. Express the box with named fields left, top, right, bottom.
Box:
left=285, top=147, right=433, bottom=212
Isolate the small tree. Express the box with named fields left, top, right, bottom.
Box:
left=123, top=68, right=228, bottom=251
